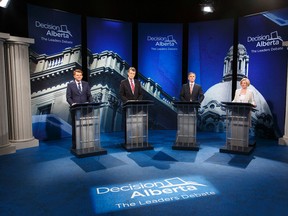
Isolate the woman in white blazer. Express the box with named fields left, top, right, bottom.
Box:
left=232, top=78, right=256, bottom=107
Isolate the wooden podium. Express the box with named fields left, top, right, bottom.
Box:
left=70, top=102, right=107, bottom=157
left=172, top=101, right=200, bottom=151
left=122, top=100, right=154, bottom=152
left=220, top=102, right=256, bottom=155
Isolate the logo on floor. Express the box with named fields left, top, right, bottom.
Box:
left=91, top=176, right=217, bottom=214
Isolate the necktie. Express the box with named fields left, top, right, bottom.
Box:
left=130, top=79, right=135, bottom=94
left=77, top=82, right=82, bottom=93
left=190, top=83, right=193, bottom=94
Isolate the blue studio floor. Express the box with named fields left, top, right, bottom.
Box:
left=0, top=130, right=288, bottom=216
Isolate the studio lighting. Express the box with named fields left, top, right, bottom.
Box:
left=200, top=0, right=214, bottom=14
left=202, top=5, right=214, bottom=13
left=0, top=0, right=11, bottom=8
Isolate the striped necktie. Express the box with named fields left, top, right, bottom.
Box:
left=77, top=82, right=82, bottom=93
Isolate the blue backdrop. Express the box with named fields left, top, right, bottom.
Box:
left=239, top=7, right=288, bottom=135
left=188, top=19, right=234, bottom=92
left=28, top=4, right=81, bottom=55
left=87, top=17, right=132, bottom=65
left=138, top=23, right=183, bottom=99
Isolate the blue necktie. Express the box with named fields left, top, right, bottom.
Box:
left=77, top=82, right=82, bottom=93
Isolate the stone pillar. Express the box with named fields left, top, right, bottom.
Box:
left=279, top=41, right=288, bottom=146
left=5, top=36, right=39, bottom=149
left=0, top=33, right=16, bottom=155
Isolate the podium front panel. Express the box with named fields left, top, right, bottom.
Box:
left=75, top=108, right=100, bottom=149
left=70, top=103, right=107, bottom=157
left=122, top=100, right=153, bottom=151
left=126, top=105, right=148, bottom=147
left=173, top=102, right=199, bottom=150
left=226, top=106, right=250, bottom=148
left=176, top=111, right=197, bottom=144
left=221, top=102, right=255, bottom=154
left=227, top=116, right=249, bottom=147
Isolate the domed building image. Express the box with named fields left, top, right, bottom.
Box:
left=199, top=44, right=275, bottom=138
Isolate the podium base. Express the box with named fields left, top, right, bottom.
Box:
left=172, top=143, right=199, bottom=151
left=71, top=147, right=107, bottom=158
left=219, top=144, right=255, bottom=155
left=122, top=143, right=154, bottom=152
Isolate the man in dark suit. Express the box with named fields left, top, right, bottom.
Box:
left=66, top=68, right=93, bottom=106
left=119, top=67, right=143, bottom=103
left=66, top=68, right=93, bottom=149
left=119, top=67, right=144, bottom=146
left=180, top=72, right=204, bottom=103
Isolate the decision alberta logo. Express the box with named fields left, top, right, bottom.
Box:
left=247, top=31, right=284, bottom=53
left=33, top=21, right=74, bottom=45
left=247, top=31, right=283, bottom=47
left=35, top=21, right=73, bottom=39
left=92, top=176, right=217, bottom=214
left=147, top=35, right=179, bottom=51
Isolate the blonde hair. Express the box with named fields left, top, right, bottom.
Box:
left=240, top=78, right=250, bottom=86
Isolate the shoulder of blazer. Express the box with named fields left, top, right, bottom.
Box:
left=182, top=84, right=189, bottom=89
left=81, top=80, right=88, bottom=84
left=82, top=81, right=89, bottom=86
left=67, top=80, right=75, bottom=87
left=121, top=79, right=129, bottom=85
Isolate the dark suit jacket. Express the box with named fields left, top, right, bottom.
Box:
left=180, top=83, right=204, bottom=103
left=119, top=79, right=143, bottom=103
left=66, top=80, right=93, bottom=106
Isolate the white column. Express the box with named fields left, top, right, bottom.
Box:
left=0, top=33, right=16, bottom=155
left=279, top=42, right=288, bottom=146
left=5, top=36, right=39, bottom=149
